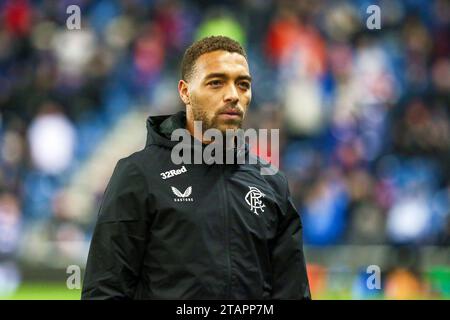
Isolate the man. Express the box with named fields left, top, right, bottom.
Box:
left=81, top=36, right=311, bottom=300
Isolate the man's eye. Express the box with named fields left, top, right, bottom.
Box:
left=208, top=80, right=222, bottom=87
left=238, top=82, right=250, bottom=90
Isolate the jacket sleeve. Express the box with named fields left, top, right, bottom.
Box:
left=270, top=176, right=311, bottom=299
left=81, top=159, right=150, bottom=300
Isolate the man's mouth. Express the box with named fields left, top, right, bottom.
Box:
left=218, top=109, right=243, bottom=119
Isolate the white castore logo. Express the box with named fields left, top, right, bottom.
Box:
left=245, top=186, right=265, bottom=215
left=172, top=186, right=193, bottom=202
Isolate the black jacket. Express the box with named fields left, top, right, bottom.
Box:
left=81, top=111, right=311, bottom=299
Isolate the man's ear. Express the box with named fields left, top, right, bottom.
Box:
left=178, top=80, right=190, bottom=106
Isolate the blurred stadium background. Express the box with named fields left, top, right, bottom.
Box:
left=0, top=0, right=449, bottom=300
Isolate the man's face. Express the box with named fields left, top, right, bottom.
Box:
left=179, top=50, right=252, bottom=134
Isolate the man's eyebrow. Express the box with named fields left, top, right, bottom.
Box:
left=236, top=75, right=252, bottom=82
left=203, top=73, right=252, bottom=82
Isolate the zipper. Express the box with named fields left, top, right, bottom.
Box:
left=220, top=165, right=232, bottom=299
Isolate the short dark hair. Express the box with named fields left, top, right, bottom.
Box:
left=181, top=35, right=247, bottom=81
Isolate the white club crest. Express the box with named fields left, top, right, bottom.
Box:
left=245, top=186, right=265, bottom=215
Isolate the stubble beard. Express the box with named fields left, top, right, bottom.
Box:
left=192, top=106, right=243, bottom=135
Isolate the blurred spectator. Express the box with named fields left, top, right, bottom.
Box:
left=27, top=102, right=76, bottom=175
left=0, top=192, right=22, bottom=257
left=3, top=0, right=32, bottom=37
left=387, top=195, right=432, bottom=244
left=0, top=192, right=22, bottom=297
left=302, top=168, right=349, bottom=245
left=267, top=6, right=327, bottom=136
left=196, top=9, right=246, bottom=46
left=131, top=22, right=165, bottom=103
left=385, top=268, right=423, bottom=300
left=51, top=26, right=96, bottom=79
left=306, top=264, right=328, bottom=298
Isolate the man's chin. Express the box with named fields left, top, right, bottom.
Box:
left=207, top=116, right=243, bottom=134
left=216, top=123, right=242, bottom=134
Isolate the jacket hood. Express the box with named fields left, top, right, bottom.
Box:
left=146, top=110, right=188, bottom=148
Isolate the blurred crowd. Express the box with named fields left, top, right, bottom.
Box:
left=0, top=0, right=449, bottom=298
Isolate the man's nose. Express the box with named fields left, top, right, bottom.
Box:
left=223, top=84, right=239, bottom=103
